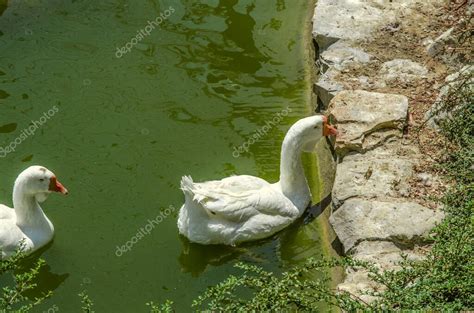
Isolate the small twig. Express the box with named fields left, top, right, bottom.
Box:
left=454, top=0, right=468, bottom=11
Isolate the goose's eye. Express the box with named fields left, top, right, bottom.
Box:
left=39, top=178, right=45, bottom=182
left=313, top=125, right=319, bottom=129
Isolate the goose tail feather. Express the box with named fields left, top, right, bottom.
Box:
left=180, top=175, right=194, bottom=194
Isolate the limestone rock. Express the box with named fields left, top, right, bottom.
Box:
left=378, top=59, right=428, bottom=86
left=329, top=198, right=443, bottom=253
left=425, top=65, right=473, bottom=129
left=332, top=147, right=415, bottom=208
left=357, top=75, right=371, bottom=88
left=312, top=0, right=445, bottom=53
left=351, top=241, right=424, bottom=270
left=314, top=68, right=344, bottom=109
left=337, top=269, right=382, bottom=304
left=328, top=90, right=408, bottom=157
left=312, top=0, right=394, bottom=51
left=337, top=241, right=424, bottom=302
left=315, top=44, right=371, bottom=108
left=427, top=27, right=455, bottom=57
left=320, top=42, right=371, bottom=71
left=416, top=172, right=434, bottom=187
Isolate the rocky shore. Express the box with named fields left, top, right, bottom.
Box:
left=310, top=0, right=463, bottom=301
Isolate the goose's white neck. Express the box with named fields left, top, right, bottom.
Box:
left=13, top=180, right=52, bottom=231
left=278, top=127, right=311, bottom=213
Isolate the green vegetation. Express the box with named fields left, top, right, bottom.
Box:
left=79, top=291, right=95, bottom=313
left=147, top=300, right=174, bottom=313
left=188, top=260, right=355, bottom=311
left=0, top=244, right=51, bottom=313
left=437, top=70, right=473, bottom=185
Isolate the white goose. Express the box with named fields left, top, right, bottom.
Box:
left=0, top=166, right=68, bottom=258
left=177, top=115, right=337, bottom=245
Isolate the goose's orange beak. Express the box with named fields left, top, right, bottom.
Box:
left=322, top=116, right=338, bottom=137
left=49, top=176, right=68, bottom=195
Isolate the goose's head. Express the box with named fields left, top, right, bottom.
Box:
left=15, top=166, right=68, bottom=202
left=288, top=115, right=337, bottom=152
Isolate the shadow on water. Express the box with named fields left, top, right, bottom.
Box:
left=303, top=192, right=332, bottom=224
left=178, top=235, right=286, bottom=277
left=0, top=0, right=7, bottom=17
left=12, top=242, right=69, bottom=300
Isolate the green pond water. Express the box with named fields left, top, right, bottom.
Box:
left=0, top=0, right=330, bottom=311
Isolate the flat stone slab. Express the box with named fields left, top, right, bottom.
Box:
left=330, top=198, right=444, bottom=253
left=337, top=269, right=381, bottom=304
left=320, top=41, right=371, bottom=71
left=312, top=0, right=445, bottom=52
left=351, top=241, right=424, bottom=269
left=314, top=32, right=372, bottom=110
left=332, top=145, right=417, bottom=207
left=377, top=59, right=428, bottom=87
left=328, top=90, right=408, bottom=157
left=333, top=149, right=413, bottom=208
left=312, top=0, right=393, bottom=50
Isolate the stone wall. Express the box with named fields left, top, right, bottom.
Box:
left=311, top=0, right=445, bottom=302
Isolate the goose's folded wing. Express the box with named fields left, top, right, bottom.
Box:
left=189, top=175, right=298, bottom=222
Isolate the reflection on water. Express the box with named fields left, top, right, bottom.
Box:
left=179, top=239, right=246, bottom=277
left=0, top=0, right=323, bottom=312
left=164, top=0, right=305, bottom=112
